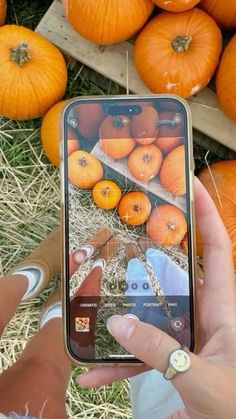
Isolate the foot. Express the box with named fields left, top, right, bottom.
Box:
left=73, top=227, right=113, bottom=264
left=138, top=237, right=155, bottom=253
left=39, top=287, right=61, bottom=328
left=8, top=227, right=61, bottom=300
left=94, top=235, right=119, bottom=264
left=125, top=243, right=140, bottom=263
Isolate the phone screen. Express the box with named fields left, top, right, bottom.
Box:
left=62, top=96, right=195, bottom=363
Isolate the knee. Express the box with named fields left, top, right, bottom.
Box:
left=20, top=355, right=66, bottom=383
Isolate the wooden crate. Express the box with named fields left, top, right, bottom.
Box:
left=36, top=0, right=236, bottom=153
left=91, top=142, right=186, bottom=212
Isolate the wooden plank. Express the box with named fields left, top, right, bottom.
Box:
left=36, top=0, right=236, bottom=152
left=91, top=142, right=186, bottom=213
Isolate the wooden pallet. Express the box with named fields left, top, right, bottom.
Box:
left=91, top=142, right=186, bottom=212
left=36, top=0, right=236, bottom=153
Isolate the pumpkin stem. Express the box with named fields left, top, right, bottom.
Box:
left=133, top=204, right=141, bottom=212
left=79, top=156, right=87, bottom=167
left=171, top=36, right=192, bottom=53
left=167, top=222, right=175, bottom=230
left=11, top=41, right=32, bottom=67
left=102, top=186, right=110, bottom=196
left=112, top=115, right=123, bottom=129
left=143, top=154, right=151, bottom=162
left=156, top=113, right=182, bottom=128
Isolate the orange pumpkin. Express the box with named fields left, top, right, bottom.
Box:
left=0, top=0, right=6, bottom=26
left=131, top=106, right=159, bottom=145
left=68, top=150, right=103, bottom=189
left=160, top=145, right=186, bottom=195
left=99, top=115, right=136, bottom=159
left=92, top=180, right=122, bottom=209
left=73, top=103, right=105, bottom=140
left=128, top=144, right=163, bottom=182
left=200, top=0, right=236, bottom=29
left=180, top=234, right=188, bottom=252
left=63, top=0, right=154, bottom=45
left=134, top=9, right=222, bottom=98
left=216, top=35, right=236, bottom=123
left=0, top=25, right=67, bottom=120
left=196, top=160, right=236, bottom=267
left=146, top=204, right=187, bottom=245
left=152, top=0, right=201, bottom=12
left=41, top=100, right=80, bottom=166
left=118, top=191, right=151, bottom=225
left=155, top=110, right=184, bottom=153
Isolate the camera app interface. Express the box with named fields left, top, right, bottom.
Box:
left=64, top=98, right=193, bottom=362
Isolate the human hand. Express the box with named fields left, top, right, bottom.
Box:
left=77, top=178, right=236, bottom=419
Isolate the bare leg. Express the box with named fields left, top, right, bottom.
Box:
left=0, top=318, right=70, bottom=419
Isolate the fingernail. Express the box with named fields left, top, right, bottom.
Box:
left=73, top=251, right=86, bottom=264
left=107, top=315, right=137, bottom=341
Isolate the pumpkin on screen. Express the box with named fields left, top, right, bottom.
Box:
left=152, top=0, right=201, bottom=12
left=216, top=35, right=236, bottom=123
left=155, top=110, right=184, bottom=154
left=160, top=145, right=186, bottom=195
left=41, top=100, right=80, bottom=166
left=196, top=160, right=236, bottom=267
left=128, top=144, right=163, bottom=182
left=0, top=0, right=6, bottom=26
left=134, top=8, right=222, bottom=98
left=63, top=0, right=154, bottom=45
left=118, top=191, right=151, bottom=225
left=200, top=0, right=236, bottom=30
left=73, top=103, right=105, bottom=140
left=131, top=106, right=159, bottom=145
left=68, top=150, right=103, bottom=189
left=0, top=25, right=67, bottom=120
left=147, top=204, right=187, bottom=246
left=92, top=180, right=122, bottom=210
left=99, top=115, right=136, bottom=159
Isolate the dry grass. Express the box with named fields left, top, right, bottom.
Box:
left=0, top=125, right=131, bottom=419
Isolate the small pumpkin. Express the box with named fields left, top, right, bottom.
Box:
left=200, top=0, right=236, bottom=29
left=0, top=0, right=7, bottom=26
left=68, top=150, right=103, bottom=189
left=146, top=204, right=187, bottom=245
left=160, top=145, right=186, bottom=195
left=41, top=100, right=80, bottom=166
left=196, top=160, right=236, bottom=267
left=216, top=35, right=236, bottom=123
left=128, top=144, right=163, bottom=182
left=134, top=9, right=222, bottom=98
left=131, top=106, right=159, bottom=145
left=155, top=111, right=184, bottom=153
left=63, top=0, right=154, bottom=45
left=0, top=25, right=67, bottom=120
left=73, top=103, right=105, bottom=140
left=152, top=0, right=201, bottom=12
left=118, top=191, right=151, bottom=225
left=92, top=180, right=122, bottom=209
left=99, top=115, right=136, bottom=159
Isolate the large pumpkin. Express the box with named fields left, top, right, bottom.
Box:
left=0, top=0, right=6, bottom=26
left=0, top=25, right=67, bottom=120
left=160, top=145, right=186, bottom=195
left=99, top=115, right=136, bottom=159
left=63, top=0, right=154, bottom=45
left=197, top=160, right=236, bottom=267
left=68, top=150, right=103, bottom=189
left=146, top=204, right=187, bottom=245
left=200, top=0, right=236, bottom=29
left=41, top=100, right=80, bottom=166
left=128, top=144, right=163, bottom=182
left=73, top=103, right=105, bottom=140
left=134, top=8, right=222, bottom=98
left=216, top=35, right=236, bottom=123
left=118, top=191, right=151, bottom=225
left=152, top=0, right=201, bottom=12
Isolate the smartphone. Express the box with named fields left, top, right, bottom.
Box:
left=61, top=95, right=196, bottom=365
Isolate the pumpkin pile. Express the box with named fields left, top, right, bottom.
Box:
left=61, top=0, right=236, bottom=123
